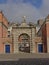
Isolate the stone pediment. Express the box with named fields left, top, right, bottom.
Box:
left=19, top=22, right=29, bottom=27
left=19, top=16, right=29, bottom=27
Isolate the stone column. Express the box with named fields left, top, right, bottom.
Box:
left=30, top=28, right=36, bottom=53
left=47, top=37, right=49, bottom=53
left=13, top=33, right=19, bottom=53
left=30, top=38, right=33, bottom=53
left=31, top=39, right=36, bottom=53
left=29, top=28, right=32, bottom=53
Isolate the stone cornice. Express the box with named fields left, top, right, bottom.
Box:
left=12, top=26, right=36, bottom=29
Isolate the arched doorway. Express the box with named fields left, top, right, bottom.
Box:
left=18, top=33, right=30, bottom=53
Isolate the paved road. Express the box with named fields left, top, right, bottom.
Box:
left=0, top=58, right=49, bottom=65
left=0, top=53, right=49, bottom=61
left=0, top=53, right=49, bottom=65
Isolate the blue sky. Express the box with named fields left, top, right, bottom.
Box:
left=0, top=0, right=49, bottom=23
left=13, top=0, right=42, bottom=8
left=0, top=0, right=42, bottom=8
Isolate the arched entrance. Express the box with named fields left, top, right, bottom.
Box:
left=18, top=33, right=30, bottom=53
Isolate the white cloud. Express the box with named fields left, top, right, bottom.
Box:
left=0, top=0, right=49, bottom=23
left=0, top=3, right=42, bottom=23
left=39, top=0, right=49, bottom=17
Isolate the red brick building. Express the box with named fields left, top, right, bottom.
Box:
left=0, top=11, right=12, bottom=53
left=37, top=15, right=49, bottom=53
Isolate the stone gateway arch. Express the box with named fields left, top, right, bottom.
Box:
left=18, top=33, right=30, bottom=53
left=12, top=20, right=38, bottom=53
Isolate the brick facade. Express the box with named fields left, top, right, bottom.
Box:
left=0, top=11, right=12, bottom=53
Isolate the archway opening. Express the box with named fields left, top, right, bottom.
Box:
left=18, top=33, right=30, bottom=53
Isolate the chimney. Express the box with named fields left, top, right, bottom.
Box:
left=37, top=19, right=44, bottom=26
